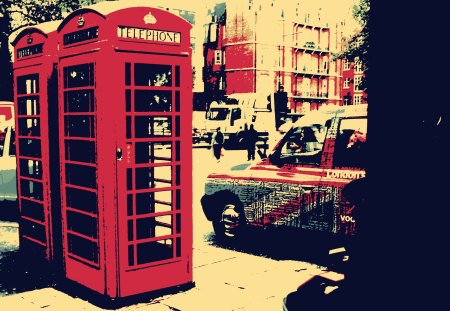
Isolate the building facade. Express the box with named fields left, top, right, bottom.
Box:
left=203, top=0, right=345, bottom=113
left=342, top=49, right=368, bottom=106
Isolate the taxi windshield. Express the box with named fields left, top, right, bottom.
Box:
left=269, top=119, right=330, bottom=166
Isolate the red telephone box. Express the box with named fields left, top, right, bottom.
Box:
left=12, top=21, right=62, bottom=264
left=57, top=5, right=193, bottom=298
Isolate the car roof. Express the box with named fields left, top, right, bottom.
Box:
left=293, top=104, right=367, bottom=128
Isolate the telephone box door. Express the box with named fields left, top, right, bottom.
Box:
left=59, top=55, right=106, bottom=293
left=116, top=54, right=192, bottom=297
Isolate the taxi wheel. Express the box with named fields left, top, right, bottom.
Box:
left=212, top=202, right=246, bottom=241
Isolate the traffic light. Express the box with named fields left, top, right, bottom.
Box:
left=274, top=91, right=288, bottom=129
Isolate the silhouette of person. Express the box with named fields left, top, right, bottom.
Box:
left=245, top=124, right=258, bottom=161
left=211, top=127, right=224, bottom=162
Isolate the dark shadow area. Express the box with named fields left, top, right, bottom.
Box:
left=0, top=200, right=19, bottom=222
left=55, top=280, right=195, bottom=310
left=204, top=226, right=351, bottom=269
left=203, top=225, right=363, bottom=310
left=0, top=249, right=58, bottom=297
left=0, top=247, right=195, bottom=308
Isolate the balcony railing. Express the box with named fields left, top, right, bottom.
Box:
left=293, top=41, right=330, bottom=53
left=292, top=91, right=329, bottom=100
left=293, top=67, right=330, bottom=77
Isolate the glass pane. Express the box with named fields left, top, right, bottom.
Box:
left=18, top=138, right=41, bottom=158
left=0, top=130, right=4, bottom=157
left=127, top=194, right=133, bottom=216
left=175, top=91, right=180, bottom=112
left=155, top=166, right=172, bottom=187
left=175, top=116, right=180, bottom=137
left=176, top=165, right=180, bottom=185
left=66, top=187, right=98, bottom=214
left=65, top=163, right=97, bottom=189
left=135, top=166, right=172, bottom=189
left=20, top=179, right=43, bottom=201
left=21, top=218, right=46, bottom=243
left=64, top=63, right=94, bottom=88
left=65, top=140, right=96, bottom=163
left=135, top=167, right=153, bottom=190
left=135, top=90, right=172, bottom=112
left=136, top=215, right=172, bottom=240
left=19, top=159, right=42, bottom=179
left=135, top=116, right=172, bottom=138
left=176, top=237, right=181, bottom=257
left=135, top=190, right=172, bottom=215
left=67, top=233, right=98, bottom=263
left=9, top=129, right=15, bottom=156
left=21, top=199, right=44, bottom=222
left=135, top=141, right=172, bottom=164
left=64, top=90, right=95, bottom=112
left=136, top=239, right=173, bottom=264
left=134, top=64, right=172, bottom=87
left=64, top=115, right=95, bottom=138
left=333, top=118, right=367, bottom=169
left=128, top=220, right=134, bottom=241
left=176, top=213, right=181, bottom=234
left=128, top=245, right=134, bottom=266
left=127, top=168, right=133, bottom=190
left=175, top=66, right=180, bottom=87
left=125, top=63, right=131, bottom=86
left=176, top=190, right=181, bottom=210
left=175, top=141, right=180, bottom=161
left=17, top=74, right=39, bottom=95
left=126, top=90, right=131, bottom=112
left=18, top=97, right=40, bottom=116
left=67, top=211, right=98, bottom=238
left=18, top=118, right=40, bottom=136
left=126, top=116, right=132, bottom=139
left=135, top=192, right=154, bottom=215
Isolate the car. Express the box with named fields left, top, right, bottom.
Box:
left=0, top=119, right=17, bottom=202
left=201, top=104, right=368, bottom=241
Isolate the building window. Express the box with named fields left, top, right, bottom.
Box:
left=354, top=57, right=363, bottom=73
left=214, top=50, right=222, bottom=65
left=209, top=23, right=217, bottom=43
left=343, top=59, right=350, bottom=71
left=354, top=94, right=363, bottom=105
left=354, top=76, right=362, bottom=92
left=344, top=78, right=350, bottom=89
left=344, top=97, right=351, bottom=105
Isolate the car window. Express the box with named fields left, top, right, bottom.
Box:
left=0, top=127, right=6, bottom=157
left=9, top=128, right=16, bottom=156
left=278, top=124, right=327, bottom=165
left=333, top=118, right=367, bottom=169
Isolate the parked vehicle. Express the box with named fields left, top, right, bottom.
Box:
left=201, top=93, right=276, bottom=149
left=201, top=104, right=367, bottom=241
left=0, top=118, right=17, bottom=201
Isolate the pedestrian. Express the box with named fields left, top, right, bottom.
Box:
left=237, top=123, right=248, bottom=147
left=211, top=127, right=224, bottom=162
left=245, top=124, right=258, bottom=161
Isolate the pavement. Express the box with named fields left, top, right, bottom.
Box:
left=0, top=148, right=333, bottom=310
left=0, top=219, right=329, bottom=311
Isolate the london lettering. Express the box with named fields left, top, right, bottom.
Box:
left=325, top=169, right=366, bottom=179
left=340, top=215, right=355, bottom=223
left=117, top=26, right=181, bottom=43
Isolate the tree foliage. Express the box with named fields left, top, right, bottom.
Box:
left=0, top=1, right=100, bottom=100
left=337, top=0, right=369, bottom=94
